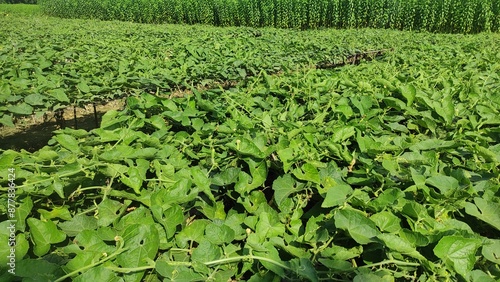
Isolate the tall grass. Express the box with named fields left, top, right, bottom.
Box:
left=39, top=0, right=500, bottom=33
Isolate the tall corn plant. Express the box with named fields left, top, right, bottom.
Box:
left=39, top=0, right=500, bottom=33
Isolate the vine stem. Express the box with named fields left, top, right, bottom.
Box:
left=204, top=255, right=292, bottom=270
left=357, top=259, right=421, bottom=269
left=54, top=236, right=127, bottom=282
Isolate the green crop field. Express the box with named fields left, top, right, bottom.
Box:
left=1, top=2, right=500, bottom=282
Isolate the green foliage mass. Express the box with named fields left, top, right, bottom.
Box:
left=1, top=11, right=500, bottom=282
left=39, top=0, right=500, bottom=33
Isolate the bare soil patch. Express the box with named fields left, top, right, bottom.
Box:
left=0, top=99, right=125, bottom=152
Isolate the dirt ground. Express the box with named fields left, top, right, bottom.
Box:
left=0, top=99, right=125, bottom=152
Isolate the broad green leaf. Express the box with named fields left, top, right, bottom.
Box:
left=27, top=218, right=66, bottom=256
left=176, top=220, right=210, bottom=248
left=58, top=214, right=99, bottom=236
left=155, top=261, right=204, bottom=281
left=287, top=258, right=318, bottom=282
left=409, top=139, right=455, bottom=151
left=96, top=199, right=122, bottom=227
left=0, top=222, right=29, bottom=266
left=8, top=103, right=33, bottom=115
left=190, top=167, right=213, bottom=198
left=48, top=88, right=70, bottom=103
left=322, top=183, right=352, bottom=208
left=272, top=174, right=301, bottom=210
left=15, top=196, right=33, bottom=231
left=439, top=94, right=454, bottom=124
left=227, top=137, right=266, bottom=158
left=399, top=229, right=429, bottom=247
left=117, top=223, right=159, bottom=282
left=334, top=209, right=380, bottom=244
left=470, top=270, right=496, bottom=282
left=74, top=265, right=123, bottom=282
left=54, top=134, right=80, bottom=153
left=399, top=84, right=416, bottom=106
left=464, top=198, right=500, bottom=231
left=255, top=212, right=285, bottom=242
left=377, top=233, right=426, bottom=260
left=369, top=188, right=404, bottom=211
left=14, top=259, right=65, bottom=281
left=370, top=211, right=401, bottom=233
left=425, top=175, right=459, bottom=196
left=254, top=243, right=285, bottom=277
left=38, top=206, right=72, bottom=221
left=205, top=223, right=235, bottom=245
left=331, top=126, right=355, bottom=143
left=162, top=205, right=184, bottom=239
left=116, top=206, right=155, bottom=230
left=353, top=273, right=387, bottom=282
left=293, top=162, right=320, bottom=184
left=191, top=240, right=222, bottom=263
left=243, top=158, right=268, bottom=191
left=277, top=147, right=294, bottom=173
left=0, top=114, right=14, bottom=127
left=482, top=239, right=500, bottom=264
left=24, top=94, right=45, bottom=106
left=0, top=82, right=11, bottom=100
left=434, top=235, right=481, bottom=279
left=77, top=81, right=91, bottom=93
left=121, top=167, right=143, bottom=194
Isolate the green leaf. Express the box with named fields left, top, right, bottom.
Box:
left=482, top=239, right=500, bottom=264
left=74, top=265, right=123, bottom=282
left=8, top=103, right=33, bottom=115
left=331, top=126, right=355, bottom=143
left=409, top=139, right=456, bottom=151
left=255, top=212, right=285, bottom=242
left=155, top=261, right=205, bottom=281
left=433, top=235, right=482, bottom=279
left=0, top=82, right=11, bottom=100
left=277, top=147, right=294, bottom=173
left=38, top=206, right=72, bottom=221
left=228, top=137, right=266, bottom=158
left=377, top=233, right=426, bottom=260
left=96, top=199, right=122, bottom=227
left=58, top=214, right=99, bottom=236
left=77, top=81, right=91, bottom=93
left=464, top=197, right=500, bottom=231
left=54, top=134, right=80, bottom=153
left=191, top=240, right=222, bottom=263
left=27, top=218, right=66, bottom=256
left=439, top=94, right=454, bottom=124
left=0, top=222, right=29, bottom=266
left=272, top=174, right=302, bottom=210
left=399, top=84, right=416, bottom=106
left=121, top=167, right=143, bottom=194
left=254, top=243, right=285, bottom=277
left=117, top=223, right=159, bottom=282
left=370, top=211, right=401, bottom=233
left=175, top=220, right=210, bottom=248
left=15, top=196, right=33, bottom=231
left=205, top=223, right=235, bottom=245
left=470, top=270, right=496, bottom=282
left=334, top=208, right=380, bottom=244
left=243, top=158, right=268, bottom=191
left=322, top=183, right=353, bottom=208
left=288, top=258, right=318, bottom=282
left=0, top=114, right=14, bottom=127
left=293, top=162, right=320, bottom=184
left=425, top=175, right=459, bottom=196
left=48, top=88, right=70, bottom=103
left=24, top=94, right=45, bottom=106
left=15, top=259, right=65, bottom=281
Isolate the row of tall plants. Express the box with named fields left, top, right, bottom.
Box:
left=39, top=0, right=500, bottom=33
